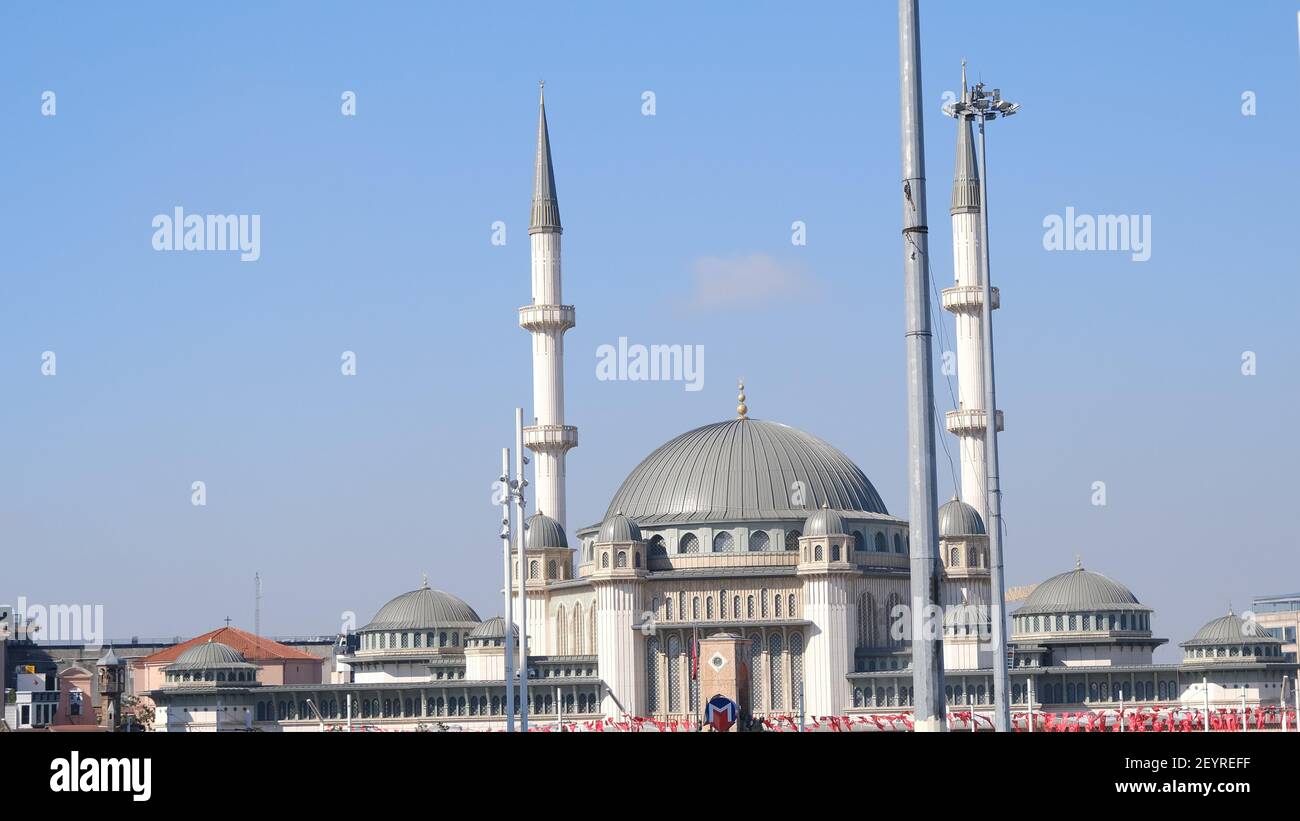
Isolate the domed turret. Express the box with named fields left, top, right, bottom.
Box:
left=938, top=497, right=985, bottom=538
left=802, top=506, right=848, bottom=537
left=525, top=512, right=568, bottom=550
left=598, top=511, right=642, bottom=544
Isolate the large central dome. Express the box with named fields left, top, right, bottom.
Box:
left=602, top=418, right=888, bottom=526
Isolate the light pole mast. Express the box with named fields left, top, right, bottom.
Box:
left=945, top=78, right=1018, bottom=731
left=897, top=0, right=946, bottom=732
left=513, top=407, right=531, bottom=731
left=500, top=447, right=516, bottom=732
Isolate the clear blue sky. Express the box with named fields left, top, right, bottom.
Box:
left=2, top=2, right=1297, bottom=660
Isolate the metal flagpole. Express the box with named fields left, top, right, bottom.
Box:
left=1027, top=676, right=1034, bottom=733
left=515, top=407, right=530, bottom=731
left=501, top=447, right=516, bottom=732
left=897, top=0, right=946, bottom=734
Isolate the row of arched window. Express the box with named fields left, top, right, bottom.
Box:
left=853, top=685, right=915, bottom=708
left=1008, top=678, right=1177, bottom=705
left=1185, top=644, right=1282, bottom=659
left=856, top=592, right=905, bottom=648
left=588, top=528, right=907, bottom=559
left=1013, top=611, right=1150, bottom=635
left=554, top=601, right=598, bottom=655
left=945, top=545, right=987, bottom=569
left=361, top=629, right=467, bottom=651
left=655, top=589, right=798, bottom=623
left=165, top=668, right=255, bottom=684
left=254, top=690, right=602, bottom=723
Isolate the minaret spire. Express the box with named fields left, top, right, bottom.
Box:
left=520, top=84, right=577, bottom=530
left=530, top=81, right=562, bottom=235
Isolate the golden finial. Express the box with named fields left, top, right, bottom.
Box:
left=736, top=379, right=748, bottom=419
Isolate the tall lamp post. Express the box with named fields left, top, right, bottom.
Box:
left=944, top=79, right=1018, bottom=732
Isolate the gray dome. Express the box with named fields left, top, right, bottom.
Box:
left=361, top=585, right=481, bottom=631
left=802, top=507, right=848, bottom=537
left=1017, top=567, right=1147, bottom=616
left=602, top=418, right=888, bottom=526
left=526, top=512, right=568, bottom=549
left=168, top=640, right=253, bottom=671
left=468, top=616, right=518, bottom=642
left=598, top=512, right=642, bottom=543
left=938, top=497, right=985, bottom=537
left=1182, top=613, right=1282, bottom=647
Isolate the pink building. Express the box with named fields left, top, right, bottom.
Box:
left=132, top=626, right=323, bottom=699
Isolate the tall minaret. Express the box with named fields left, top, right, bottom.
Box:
left=520, top=83, right=577, bottom=529
left=943, top=64, right=1002, bottom=522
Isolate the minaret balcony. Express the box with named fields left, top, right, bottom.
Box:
left=940, top=285, right=1000, bottom=314
left=523, top=424, right=578, bottom=453
left=945, top=408, right=1004, bottom=436
left=519, top=304, right=576, bottom=333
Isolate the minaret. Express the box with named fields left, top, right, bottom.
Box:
left=942, top=63, right=1002, bottom=522
left=520, top=82, right=577, bottom=530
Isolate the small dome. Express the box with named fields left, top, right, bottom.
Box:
left=1017, top=566, right=1147, bottom=616
left=802, top=506, right=847, bottom=537
left=938, top=497, right=985, bottom=537
left=468, top=616, right=518, bottom=642
left=525, top=512, right=568, bottom=550
left=598, top=511, right=642, bottom=543
left=1182, top=612, right=1282, bottom=648
left=361, top=585, right=481, bottom=632
left=168, top=639, right=253, bottom=670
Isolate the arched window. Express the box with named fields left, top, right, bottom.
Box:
left=679, top=533, right=699, bottom=554
left=589, top=606, right=597, bottom=653
left=768, top=634, right=784, bottom=709
left=634, top=552, right=641, bottom=568
left=556, top=605, right=567, bottom=655
left=885, top=593, right=904, bottom=646
left=706, top=597, right=714, bottom=619
left=601, top=552, right=609, bottom=568
left=679, top=592, right=686, bottom=620
left=667, top=636, right=682, bottom=713
left=713, top=532, right=735, bottom=553
left=761, top=590, right=769, bottom=618
left=642, top=633, right=655, bottom=711
left=857, top=593, right=876, bottom=647
left=853, top=532, right=865, bottom=552
left=750, top=531, right=770, bottom=552
left=749, top=634, right=763, bottom=712
left=529, top=561, right=539, bottom=580
left=547, top=560, right=557, bottom=579
left=949, top=547, right=960, bottom=566
left=664, top=596, right=673, bottom=620
left=774, top=595, right=782, bottom=618
left=692, top=597, right=700, bottom=620
left=616, top=551, right=627, bottom=568
left=785, top=530, right=801, bottom=551
left=893, top=533, right=904, bottom=553
left=831, top=544, right=841, bottom=561
left=572, top=602, right=584, bottom=654
left=814, top=544, right=823, bottom=561
left=648, top=535, right=666, bottom=558
left=788, top=593, right=795, bottom=616
left=719, top=590, right=727, bottom=619
left=790, top=633, right=804, bottom=706
left=874, top=532, right=887, bottom=553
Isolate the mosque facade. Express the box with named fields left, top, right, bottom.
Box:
left=144, top=90, right=1294, bottom=731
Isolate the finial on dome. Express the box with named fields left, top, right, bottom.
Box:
left=421, top=571, right=429, bottom=589
left=961, top=59, right=967, bottom=95
left=737, top=379, right=748, bottom=419
left=1074, top=554, right=1082, bottom=570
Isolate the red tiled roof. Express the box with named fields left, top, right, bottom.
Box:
left=135, top=626, right=321, bottom=664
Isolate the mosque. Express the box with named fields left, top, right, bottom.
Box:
left=145, top=89, right=1294, bottom=731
